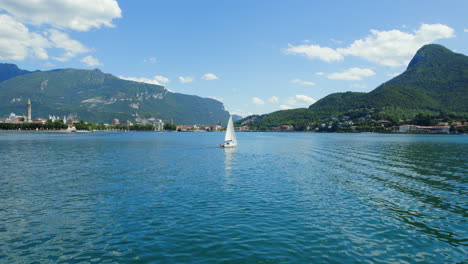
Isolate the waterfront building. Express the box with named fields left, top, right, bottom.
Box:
left=210, top=125, right=222, bottom=131
left=34, top=118, right=48, bottom=124
left=6, top=113, right=26, bottom=122
left=399, top=125, right=450, bottom=133
left=154, top=119, right=164, bottom=131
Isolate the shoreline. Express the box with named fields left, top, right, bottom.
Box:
left=0, top=129, right=89, bottom=133
left=0, top=129, right=462, bottom=135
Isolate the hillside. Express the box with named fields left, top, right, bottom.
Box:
left=310, top=44, right=468, bottom=113
left=0, top=67, right=229, bottom=125
left=238, top=44, right=468, bottom=129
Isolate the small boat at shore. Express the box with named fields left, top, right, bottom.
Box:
left=220, top=115, right=237, bottom=148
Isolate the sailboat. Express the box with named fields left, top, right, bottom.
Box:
left=220, top=115, right=237, bottom=148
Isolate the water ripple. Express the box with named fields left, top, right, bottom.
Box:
left=0, top=132, right=466, bottom=263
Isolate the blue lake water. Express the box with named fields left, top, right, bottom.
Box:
left=0, top=132, right=467, bottom=263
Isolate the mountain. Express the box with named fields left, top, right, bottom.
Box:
left=0, top=67, right=230, bottom=125
left=310, top=44, right=468, bottom=114
left=232, top=114, right=243, bottom=122
left=238, top=44, right=468, bottom=129
left=0, top=63, right=32, bottom=83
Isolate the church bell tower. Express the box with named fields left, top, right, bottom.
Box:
left=27, top=99, right=31, bottom=122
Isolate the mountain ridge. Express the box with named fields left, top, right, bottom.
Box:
left=0, top=66, right=230, bottom=125
left=238, top=44, right=468, bottom=129
left=0, top=63, right=33, bottom=83
left=309, top=44, right=468, bottom=113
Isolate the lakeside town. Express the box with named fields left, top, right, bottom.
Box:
left=0, top=99, right=224, bottom=132
left=1, top=99, right=466, bottom=134
left=246, top=115, right=468, bottom=134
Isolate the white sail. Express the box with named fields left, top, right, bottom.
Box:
left=224, top=115, right=237, bottom=143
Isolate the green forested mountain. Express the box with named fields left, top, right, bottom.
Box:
left=0, top=63, right=32, bottom=83
left=238, top=44, right=468, bottom=129
left=309, top=44, right=467, bottom=113
left=0, top=67, right=229, bottom=124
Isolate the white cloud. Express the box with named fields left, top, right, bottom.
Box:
left=208, top=96, right=223, bottom=102
left=286, top=24, right=455, bottom=67
left=119, top=76, right=161, bottom=86
left=328, top=68, right=375, bottom=81
left=119, top=75, right=169, bottom=86
left=179, top=76, right=194, bottom=83
left=47, top=29, right=90, bottom=61
left=268, top=96, right=279, bottom=103
left=285, top=44, right=343, bottom=62
left=0, top=1, right=120, bottom=62
left=202, top=73, right=219, bottom=80
left=0, top=14, right=50, bottom=60
left=33, top=47, right=49, bottom=60
left=291, top=78, right=315, bottom=86
left=0, top=0, right=122, bottom=32
left=387, top=72, right=402, bottom=78
left=280, top=105, right=292, bottom=110
left=338, top=24, right=455, bottom=66
left=464, top=29, right=468, bottom=33
left=252, top=97, right=265, bottom=105
left=144, top=57, right=157, bottom=64
left=350, top=83, right=367, bottom=89
left=43, top=62, right=55, bottom=68
left=230, top=110, right=253, bottom=118
left=285, top=95, right=316, bottom=107
left=154, top=75, right=170, bottom=84
left=81, top=55, right=102, bottom=67
left=315, top=72, right=325, bottom=76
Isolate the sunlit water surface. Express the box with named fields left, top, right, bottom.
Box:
left=0, top=132, right=466, bottom=263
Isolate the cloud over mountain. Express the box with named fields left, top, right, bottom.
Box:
left=268, top=96, right=279, bottom=103
left=179, top=76, right=194, bottom=83
left=291, top=78, right=315, bottom=86
left=286, top=24, right=455, bottom=67
left=285, top=44, right=343, bottom=62
left=119, top=75, right=170, bottom=86
left=81, top=56, right=102, bottom=67
left=286, top=95, right=316, bottom=107
left=252, top=97, right=265, bottom=105
left=202, top=73, right=219, bottom=80
left=327, top=68, right=375, bottom=81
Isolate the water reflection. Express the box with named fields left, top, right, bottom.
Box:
left=223, top=147, right=236, bottom=190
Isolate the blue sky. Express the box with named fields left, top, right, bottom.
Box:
left=1, top=0, right=467, bottom=117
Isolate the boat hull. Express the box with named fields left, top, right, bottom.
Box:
left=220, top=143, right=237, bottom=148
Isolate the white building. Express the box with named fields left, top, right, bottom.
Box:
left=154, top=119, right=164, bottom=131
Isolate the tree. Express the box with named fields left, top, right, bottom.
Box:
left=164, top=123, right=177, bottom=131
left=413, top=113, right=433, bottom=126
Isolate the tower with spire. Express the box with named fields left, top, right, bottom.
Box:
left=27, top=99, right=32, bottom=122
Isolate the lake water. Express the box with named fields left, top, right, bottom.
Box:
left=0, top=132, right=466, bottom=263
